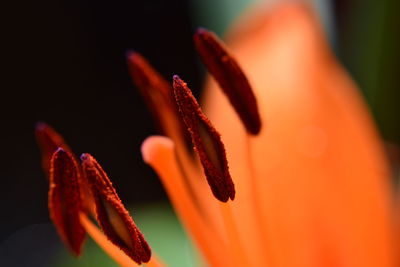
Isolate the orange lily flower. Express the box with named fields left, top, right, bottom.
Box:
left=198, top=3, right=394, bottom=267
left=36, top=2, right=394, bottom=267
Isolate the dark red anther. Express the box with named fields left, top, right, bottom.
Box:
left=80, top=153, right=151, bottom=264
left=194, top=28, right=262, bottom=135
left=35, top=122, right=72, bottom=178
left=36, top=123, right=94, bottom=214
left=49, top=148, right=86, bottom=256
left=126, top=51, right=180, bottom=134
left=172, top=75, right=235, bottom=202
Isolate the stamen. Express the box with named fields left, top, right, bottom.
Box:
left=194, top=28, right=262, bottom=135
left=35, top=122, right=95, bottom=215
left=35, top=122, right=72, bottom=178
left=80, top=153, right=151, bottom=264
left=126, top=51, right=181, bottom=135
left=49, top=148, right=86, bottom=256
left=172, top=75, right=235, bottom=202
left=127, top=52, right=221, bottom=225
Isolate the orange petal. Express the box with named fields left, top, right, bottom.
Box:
left=81, top=153, right=151, bottom=264
left=204, top=2, right=394, bottom=267
left=49, top=148, right=86, bottom=256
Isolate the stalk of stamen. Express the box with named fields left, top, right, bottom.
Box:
left=219, top=202, right=251, bottom=267
left=145, top=255, right=166, bottom=267
left=202, top=86, right=272, bottom=264
left=141, top=136, right=230, bottom=267
left=194, top=28, right=262, bottom=135
left=81, top=153, right=151, bottom=265
left=172, top=75, right=235, bottom=202
left=244, top=135, right=274, bottom=266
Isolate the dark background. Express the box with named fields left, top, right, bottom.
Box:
left=1, top=0, right=202, bottom=242
left=1, top=0, right=399, bottom=251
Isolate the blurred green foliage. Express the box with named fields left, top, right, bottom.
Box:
left=190, top=0, right=259, bottom=36
left=339, top=0, right=400, bottom=144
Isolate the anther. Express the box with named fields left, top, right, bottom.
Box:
left=35, top=122, right=72, bottom=178
left=126, top=51, right=180, bottom=134
left=80, top=153, right=151, bottom=264
left=49, top=148, right=86, bottom=256
left=194, top=28, right=262, bottom=135
left=172, top=75, right=235, bottom=202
